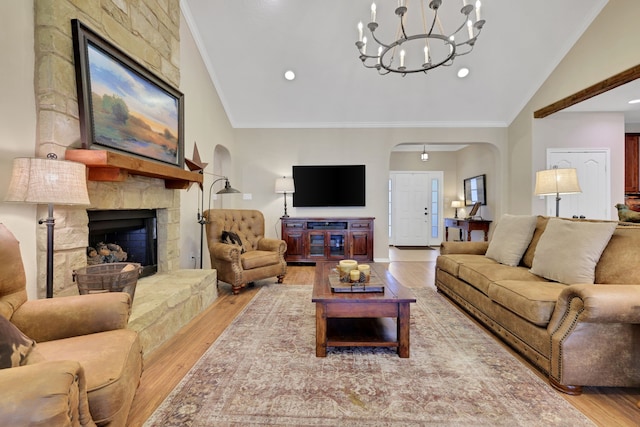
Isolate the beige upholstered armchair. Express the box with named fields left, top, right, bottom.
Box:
left=0, top=223, right=142, bottom=426
left=204, top=209, right=287, bottom=294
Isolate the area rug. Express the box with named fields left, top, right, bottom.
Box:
left=144, top=284, right=594, bottom=427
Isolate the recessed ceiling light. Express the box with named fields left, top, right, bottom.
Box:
left=457, top=67, right=470, bottom=78
left=284, top=70, right=295, bottom=81
left=629, top=99, right=640, bottom=104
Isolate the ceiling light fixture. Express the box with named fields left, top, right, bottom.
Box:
left=457, top=67, right=470, bottom=78
left=284, top=70, right=296, bottom=81
left=421, top=145, right=429, bottom=161
left=355, top=0, right=485, bottom=76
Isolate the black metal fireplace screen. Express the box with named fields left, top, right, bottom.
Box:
left=87, top=209, right=157, bottom=278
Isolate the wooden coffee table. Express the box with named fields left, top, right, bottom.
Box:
left=312, top=262, right=416, bottom=358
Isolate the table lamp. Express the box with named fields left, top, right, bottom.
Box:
left=275, top=176, right=295, bottom=218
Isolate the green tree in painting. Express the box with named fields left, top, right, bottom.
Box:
left=101, top=94, right=129, bottom=124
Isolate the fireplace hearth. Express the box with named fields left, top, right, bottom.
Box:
left=88, top=209, right=158, bottom=277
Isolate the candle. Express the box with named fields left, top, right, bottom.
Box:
left=467, top=19, right=473, bottom=39
left=371, top=3, right=376, bottom=22
left=400, top=49, right=405, bottom=67
left=358, top=21, right=363, bottom=42
left=423, top=45, right=429, bottom=64
left=377, top=46, right=383, bottom=64
left=362, top=36, right=367, bottom=55
left=350, top=269, right=361, bottom=282
left=475, top=0, right=482, bottom=21
left=358, top=264, right=371, bottom=282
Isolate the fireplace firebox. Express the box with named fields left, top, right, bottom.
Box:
left=88, top=209, right=157, bottom=277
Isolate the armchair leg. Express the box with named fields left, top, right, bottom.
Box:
left=232, top=284, right=242, bottom=295
left=277, top=275, right=285, bottom=284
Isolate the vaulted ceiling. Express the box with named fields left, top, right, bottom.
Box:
left=182, top=0, right=609, bottom=129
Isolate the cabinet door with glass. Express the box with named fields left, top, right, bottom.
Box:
left=307, top=231, right=347, bottom=260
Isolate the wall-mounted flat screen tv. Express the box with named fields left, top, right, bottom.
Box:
left=292, top=165, right=366, bottom=207
left=464, top=174, right=487, bottom=206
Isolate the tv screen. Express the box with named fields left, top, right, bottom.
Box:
left=292, top=165, right=366, bottom=207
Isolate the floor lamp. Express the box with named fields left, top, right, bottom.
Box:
left=4, top=154, right=90, bottom=298
left=197, top=174, right=240, bottom=268
left=275, top=176, right=295, bottom=218
left=534, top=167, right=582, bottom=217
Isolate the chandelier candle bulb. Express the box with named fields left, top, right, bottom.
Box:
left=371, top=3, right=376, bottom=22
left=358, top=21, right=363, bottom=42
left=424, top=45, right=429, bottom=64
left=378, top=46, right=383, bottom=64
left=400, top=49, right=405, bottom=67
left=467, top=20, right=473, bottom=39
left=362, top=37, right=367, bottom=54
left=475, top=1, right=482, bottom=21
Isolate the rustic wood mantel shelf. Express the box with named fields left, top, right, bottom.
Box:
left=65, top=149, right=203, bottom=190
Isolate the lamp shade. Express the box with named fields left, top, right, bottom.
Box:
left=5, top=157, right=90, bottom=205
left=275, top=177, right=295, bottom=194
left=534, top=168, right=582, bottom=196
left=451, top=200, right=464, bottom=208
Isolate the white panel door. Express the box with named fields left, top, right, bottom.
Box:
left=547, top=149, right=610, bottom=219
left=391, top=172, right=443, bottom=246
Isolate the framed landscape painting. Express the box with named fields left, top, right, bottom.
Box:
left=72, top=19, right=184, bottom=167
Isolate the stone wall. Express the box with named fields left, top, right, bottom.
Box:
left=33, top=0, right=181, bottom=297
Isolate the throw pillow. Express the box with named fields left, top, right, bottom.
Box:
left=529, top=218, right=617, bottom=284
left=221, top=230, right=246, bottom=253
left=0, top=315, right=37, bottom=369
left=485, top=214, right=538, bottom=266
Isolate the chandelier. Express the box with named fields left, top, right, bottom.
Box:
left=355, top=0, right=485, bottom=75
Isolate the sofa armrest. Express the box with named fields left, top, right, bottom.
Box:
left=11, top=293, right=131, bottom=342
left=0, top=360, right=96, bottom=427
left=549, top=284, right=640, bottom=330
left=209, top=242, right=242, bottom=262
left=440, top=241, right=489, bottom=255
left=257, top=238, right=286, bottom=254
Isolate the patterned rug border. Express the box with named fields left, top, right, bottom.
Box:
left=145, top=284, right=594, bottom=427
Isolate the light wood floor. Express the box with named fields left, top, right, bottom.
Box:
left=126, top=255, right=640, bottom=427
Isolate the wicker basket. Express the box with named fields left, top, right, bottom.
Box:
left=73, top=262, right=141, bottom=302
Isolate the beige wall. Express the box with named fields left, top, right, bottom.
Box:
left=508, top=0, right=640, bottom=214
left=232, top=127, right=506, bottom=260
left=178, top=12, right=236, bottom=269
left=0, top=1, right=38, bottom=298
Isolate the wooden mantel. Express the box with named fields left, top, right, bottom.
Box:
left=65, top=149, right=203, bottom=190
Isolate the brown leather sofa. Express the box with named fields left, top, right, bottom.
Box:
left=204, top=209, right=287, bottom=294
left=0, top=223, right=142, bottom=426
left=436, top=216, right=640, bottom=395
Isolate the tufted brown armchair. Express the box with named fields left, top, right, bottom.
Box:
left=204, top=209, right=287, bottom=294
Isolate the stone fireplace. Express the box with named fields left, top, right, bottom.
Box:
left=47, top=174, right=181, bottom=297
left=88, top=208, right=158, bottom=277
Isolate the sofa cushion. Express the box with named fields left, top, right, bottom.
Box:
left=595, top=224, right=640, bottom=284
left=521, top=216, right=549, bottom=268
left=0, top=315, right=36, bottom=369
left=436, top=254, right=496, bottom=277
left=36, top=329, right=142, bottom=425
left=530, top=218, right=617, bottom=284
left=488, top=280, right=567, bottom=326
left=458, top=263, right=548, bottom=296
left=485, top=214, right=538, bottom=266
left=241, top=250, right=280, bottom=270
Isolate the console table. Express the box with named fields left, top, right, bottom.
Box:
left=444, top=218, right=492, bottom=241
left=281, top=217, right=374, bottom=263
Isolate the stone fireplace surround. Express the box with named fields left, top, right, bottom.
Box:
left=50, top=173, right=179, bottom=297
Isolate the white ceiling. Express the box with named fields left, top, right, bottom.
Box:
left=181, top=0, right=610, bottom=129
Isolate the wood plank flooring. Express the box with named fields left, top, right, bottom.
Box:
left=126, top=261, right=640, bottom=427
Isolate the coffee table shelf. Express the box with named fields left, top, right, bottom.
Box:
left=312, top=262, right=416, bottom=357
